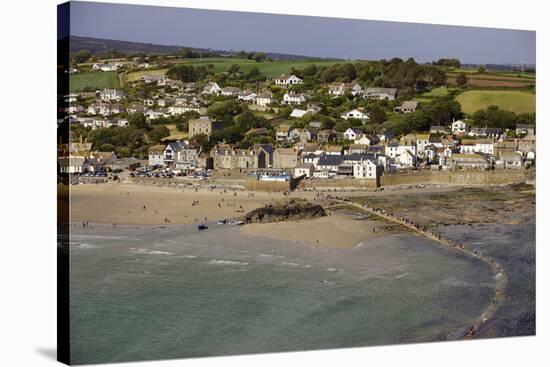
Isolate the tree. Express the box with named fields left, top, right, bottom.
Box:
left=471, top=105, right=521, bottom=129
left=253, top=52, right=267, bottom=62
left=478, top=66, right=486, bottom=74
left=190, top=133, right=212, bottom=152
left=72, top=50, right=91, bottom=64
left=333, top=121, right=349, bottom=132
left=246, top=66, right=264, bottom=81
left=235, top=109, right=267, bottom=131
left=367, top=103, right=387, bottom=125
left=302, top=64, right=318, bottom=77
left=456, top=73, right=468, bottom=88
left=424, top=99, right=463, bottom=125
left=175, top=120, right=188, bottom=132
left=149, top=125, right=170, bottom=143
left=207, top=100, right=243, bottom=122
left=128, top=113, right=147, bottom=129
left=434, top=58, right=461, bottom=68
left=166, top=64, right=209, bottom=82
left=227, top=64, right=241, bottom=74
left=235, top=50, right=247, bottom=59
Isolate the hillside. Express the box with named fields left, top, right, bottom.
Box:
left=70, top=36, right=182, bottom=55
left=70, top=36, right=336, bottom=61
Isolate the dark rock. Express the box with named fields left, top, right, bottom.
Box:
left=244, top=198, right=326, bottom=224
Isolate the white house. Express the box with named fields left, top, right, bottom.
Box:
left=276, top=125, right=291, bottom=142
left=451, top=119, right=468, bottom=134
left=66, top=105, right=85, bottom=114
left=396, top=150, right=416, bottom=168
left=460, top=139, right=494, bottom=155
left=202, top=82, right=222, bottom=95
left=237, top=90, right=257, bottom=102
left=99, top=89, right=125, bottom=102
left=144, top=109, right=169, bottom=120
left=349, top=158, right=379, bottom=179
left=290, top=109, right=308, bottom=118
left=355, top=135, right=378, bottom=146
left=221, top=87, right=242, bottom=96
left=255, top=92, right=273, bottom=106
left=283, top=92, right=306, bottom=105
left=343, top=127, right=364, bottom=141
left=142, top=75, right=163, bottom=84
left=58, top=157, right=90, bottom=174
left=87, top=102, right=123, bottom=116
left=93, top=63, right=118, bottom=72
left=274, top=74, right=303, bottom=87
left=294, top=163, right=315, bottom=178
left=415, top=133, right=430, bottom=153
left=328, top=82, right=363, bottom=96
left=385, top=142, right=400, bottom=159
left=340, top=108, right=369, bottom=121
left=168, top=105, right=201, bottom=115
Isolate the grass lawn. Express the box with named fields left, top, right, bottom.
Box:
left=422, top=87, right=456, bottom=97
left=70, top=72, right=119, bottom=92
left=455, top=90, right=536, bottom=114
left=413, top=87, right=456, bottom=103
left=161, top=124, right=188, bottom=142
left=170, top=58, right=346, bottom=78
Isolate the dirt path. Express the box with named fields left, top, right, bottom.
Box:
left=335, top=198, right=508, bottom=339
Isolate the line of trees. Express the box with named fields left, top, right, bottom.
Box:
left=471, top=105, right=535, bottom=129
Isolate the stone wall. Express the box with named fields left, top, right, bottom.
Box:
left=300, top=178, right=378, bottom=190
left=380, top=169, right=530, bottom=186
left=244, top=178, right=292, bottom=192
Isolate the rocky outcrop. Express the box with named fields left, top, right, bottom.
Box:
left=244, top=198, right=326, bottom=224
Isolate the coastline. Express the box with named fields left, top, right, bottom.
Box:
left=66, top=181, right=534, bottom=345
left=336, top=198, right=508, bottom=340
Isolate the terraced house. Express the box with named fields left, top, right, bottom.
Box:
left=188, top=117, right=222, bottom=138
left=211, top=144, right=274, bottom=170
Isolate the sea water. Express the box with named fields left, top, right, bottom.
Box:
left=69, top=222, right=498, bottom=364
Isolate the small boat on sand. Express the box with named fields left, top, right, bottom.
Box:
left=198, top=224, right=208, bottom=230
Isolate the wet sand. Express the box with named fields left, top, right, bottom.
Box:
left=241, top=211, right=399, bottom=248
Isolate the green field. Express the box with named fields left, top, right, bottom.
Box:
left=421, top=87, right=456, bottom=97
left=171, top=58, right=346, bottom=78
left=455, top=90, right=536, bottom=114
left=70, top=72, right=120, bottom=92
left=413, top=87, right=456, bottom=103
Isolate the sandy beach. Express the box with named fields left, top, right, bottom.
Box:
left=67, top=181, right=462, bottom=226
left=241, top=213, right=399, bottom=248
left=69, top=183, right=286, bottom=225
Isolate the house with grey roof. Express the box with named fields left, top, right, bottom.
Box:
left=364, top=88, right=397, bottom=100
